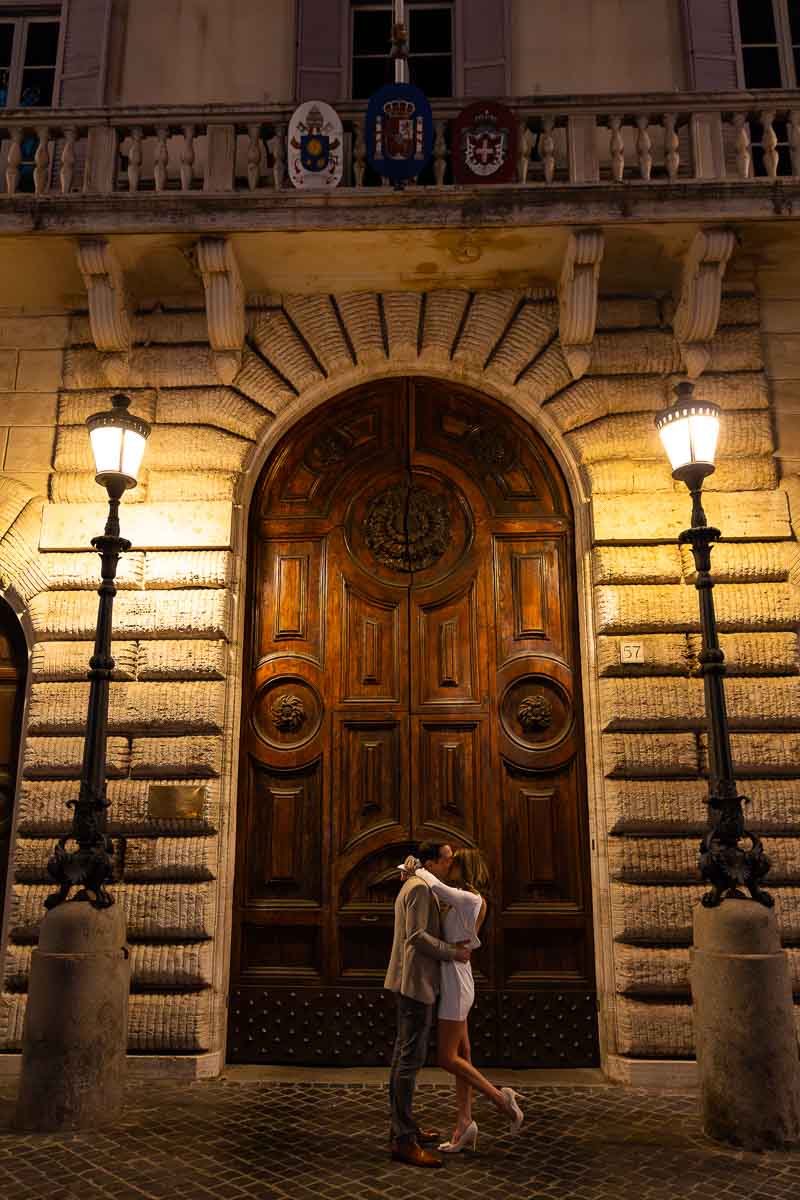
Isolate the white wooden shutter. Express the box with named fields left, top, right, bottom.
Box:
left=682, top=0, right=742, bottom=90
left=57, top=0, right=112, bottom=107
left=296, top=0, right=346, bottom=102
left=460, top=0, right=510, bottom=96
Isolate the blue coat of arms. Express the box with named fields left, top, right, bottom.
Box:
left=366, top=83, right=433, bottom=183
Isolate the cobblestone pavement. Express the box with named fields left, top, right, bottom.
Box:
left=1, top=1077, right=799, bottom=1200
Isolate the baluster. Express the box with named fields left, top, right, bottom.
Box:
left=5, top=128, right=22, bottom=195
left=663, top=113, right=679, bottom=181
left=733, top=113, right=752, bottom=179
left=635, top=115, right=652, bottom=181
left=180, top=124, right=195, bottom=191
left=352, top=119, right=366, bottom=187
left=541, top=116, right=556, bottom=184
left=517, top=118, right=534, bottom=183
left=609, top=115, right=624, bottom=182
left=60, top=125, right=77, bottom=194
left=272, top=124, right=286, bottom=190
left=33, top=126, right=50, bottom=195
left=433, top=119, right=447, bottom=186
left=154, top=126, right=169, bottom=191
left=790, top=111, right=800, bottom=177
left=760, top=110, right=779, bottom=178
left=246, top=123, right=261, bottom=190
left=128, top=126, right=143, bottom=192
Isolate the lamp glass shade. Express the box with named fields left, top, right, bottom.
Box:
left=86, top=395, right=151, bottom=490
left=655, top=386, right=720, bottom=481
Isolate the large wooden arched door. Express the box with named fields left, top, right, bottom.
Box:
left=0, top=600, right=26, bottom=917
left=229, top=379, right=598, bottom=1067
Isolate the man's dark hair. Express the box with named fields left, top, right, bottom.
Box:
left=416, top=842, right=446, bottom=866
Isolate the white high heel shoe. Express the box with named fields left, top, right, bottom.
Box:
left=500, top=1088, right=524, bottom=1135
left=438, top=1120, right=478, bottom=1153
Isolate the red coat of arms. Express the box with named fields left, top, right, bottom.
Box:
left=453, top=101, right=518, bottom=185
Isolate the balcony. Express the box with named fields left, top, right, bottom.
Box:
left=0, top=91, right=799, bottom=236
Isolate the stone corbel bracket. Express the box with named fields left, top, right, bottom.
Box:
left=558, top=230, right=605, bottom=379
left=673, top=228, right=736, bottom=379
left=196, top=237, right=245, bottom=385
left=76, top=238, right=131, bottom=385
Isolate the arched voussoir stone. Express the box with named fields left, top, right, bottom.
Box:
left=0, top=479, right=49, bottom=610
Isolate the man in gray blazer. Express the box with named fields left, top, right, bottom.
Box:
left=385, top=841, right=471, bottom=1168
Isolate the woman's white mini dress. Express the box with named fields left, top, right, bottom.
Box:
left=416, top=867, right=483, bottom=1022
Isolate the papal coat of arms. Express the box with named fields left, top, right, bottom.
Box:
left=452, top=101, right=518, bottom=185
left=366, top=83, right=433, bottom=184
left=288, top=100, right=343, bottom=190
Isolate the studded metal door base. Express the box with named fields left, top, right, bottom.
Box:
left=228, top=987, right=600, bottom=1068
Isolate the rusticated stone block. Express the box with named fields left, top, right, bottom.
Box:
left=723, top=677, right=800, bottom=722
left=251, top=308, right=324, bottom=391
left=516, top=340, right=573, bottom=403
left=382, top=292, right=422, bottom=359
left=603, top=732, right=698, bottom=777
left=612, top=883, right=800, bottom=943
left=133, top=310, right=209, bottom=344
left=10, top=881, right=215, bottom=940
left=17, top=778, right=219, bottom=835
left=282, top=294, right=354, bottom=373
left=137, top=639, right=227, bottom=680
left=31, top=640, right=137, bottom=681
left=708, top=326, right=763, bottom=372
left=706, top=632, right=799, bottom=675
left=546, top=376, right=664, bottom=433
left=599, top=678, right=704, bottom=727
left=570, top=412, right=772, bottom=465
left=586, top=457, right=776, bottom=497
left=597, top=297, right=661, bottom=328
left=0, top=992, right=212, bottom=1052
left=614, top=945, right=691, bottom=995
left=49, top=470, right=148, bottom=503
left=335, top=293, right=385, bottom=361
left=123, top=836, right=218, bottom=881
left=593, top=545, right=683, bottom=586
left=615, top=997, right=694, bottom=1057
left=234, top=346, right=297, bottom=412
left=40, top=501, right=234, bottom=551
left=597, top=634, right=692, bottom=677
left=55, top=425, right=252, bottom=474
left=609, top=835, right=800, bottom=883
left=593, top=491, right=790, bottom=542
left=29, top=589, right=232, bottom=641
left=146, top=471, right=238, bottom=502
left=22, top=736, right=130, bottom=779
left=27, top=681, right=226, bottom=735
left=4, top=940, right=214, bottom=992
left=690, top=371, right=769, bottom=410
left=485, top=299, right=557, bottom=382
left=607, top=778, right=800, bottom=834
left=39, top=551, right=144, bottom=589
left=0, top=500, right=49, bottom=602
left=719, top=293, right=759, bottom=327
left=157, top=388, right=271, bottom=440
left=595, top=583, right=799, bottom=634
left=419, top=290, right=470, bottom=361
left=130, top=736, right=223, bottom=778
left=589, top=330, right=681, bottom=376
left=721, top=732, right=800, bottom=774
left=680, top=541, right=793, bottom=584
left=143, top=550, right=232, bottom=590
left=453, top=290, right=522, bottom=366
left=57, top=390, right=156, bottom=426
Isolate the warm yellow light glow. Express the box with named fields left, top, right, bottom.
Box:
left=655, top=385, right=720, bottom=479
left=86, top=395, right=151, bottom=490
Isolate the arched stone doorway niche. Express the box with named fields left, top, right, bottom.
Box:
left=225, top=375, right=606, bottom=1068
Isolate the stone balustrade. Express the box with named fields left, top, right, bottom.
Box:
left=0, top=92, right=799, bottom=200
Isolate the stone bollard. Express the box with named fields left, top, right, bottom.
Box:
left=15, top=900, right=130, bottom=1131
left=690, top=901, right=800, bottom=1150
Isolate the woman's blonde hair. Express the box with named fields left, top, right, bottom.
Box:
left=453, top=848, right=490, bottom=897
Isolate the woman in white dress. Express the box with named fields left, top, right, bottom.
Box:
left=401, top=849, right=524, bottom=1152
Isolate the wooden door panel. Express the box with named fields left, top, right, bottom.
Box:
left=254, top=538, right=326, bottom=668
left=411, top=718, right=483, bottom=846
left=501, top=760, right=585, bottom=911
left=241, top=757, right=323, bottom=907
left=340, top=581, right=406, bottom=705
left=503, top=925, right=594, bottom=986
left=413, top=579, right=482, bottom=706
left=237, top=921, right=323, bottom=983
left=493, top=534, right=568, bottom=665
left=335, top=716, right=409, bottom=855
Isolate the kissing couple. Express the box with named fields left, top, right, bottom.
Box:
left=384, top=841, right=524, bottom=1168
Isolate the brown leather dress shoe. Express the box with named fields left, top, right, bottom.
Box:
left=390, top=1139, right=443, bottom=1168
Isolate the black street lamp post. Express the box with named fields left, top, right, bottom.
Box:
left=655, top=381, right=772, bottom=907
left=46, top=395, right=151, bottom=910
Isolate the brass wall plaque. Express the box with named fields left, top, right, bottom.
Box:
left=147, top=784, right=206, bottom=820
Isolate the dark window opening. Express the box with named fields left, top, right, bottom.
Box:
left=352, top=2, right=453, bottom=99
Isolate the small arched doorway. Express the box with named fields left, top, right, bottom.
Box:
left=0, top=598, right=26, bottom=916
left=228, top=378, right=598, bottom=1067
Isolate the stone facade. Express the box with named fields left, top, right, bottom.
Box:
left=0, top=271, right=797, bottom=1082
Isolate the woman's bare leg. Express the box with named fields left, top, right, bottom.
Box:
left=438, top=1019, right=511, bottom=1116
left=454, top=1028, right=472, bottom=1137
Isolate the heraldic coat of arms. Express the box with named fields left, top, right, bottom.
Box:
left=288, top=100, right=343, bottom=190
left=366, top=82, right=433, bottom=184
left=452, top=100, right=518, bottom=185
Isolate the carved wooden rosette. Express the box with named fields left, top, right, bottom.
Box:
left=558, top=230, right=605, bottom=379
left=76, top=239, right=132, bottom=385
left=673, top=229, right=736, bottom=379
left=196, top=237, right=245, bottom=385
